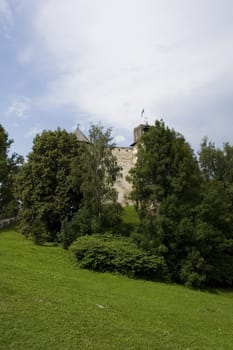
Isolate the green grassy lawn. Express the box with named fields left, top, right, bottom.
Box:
left=122, top=205, right=140, bottom=225
left=0, top=226, right=233, bottom=350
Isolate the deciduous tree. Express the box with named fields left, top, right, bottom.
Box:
left=63, top=124, right=122, bottom=241
left=15, top=128, right=82, bottom=242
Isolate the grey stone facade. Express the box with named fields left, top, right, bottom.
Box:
left=112, top=147, right=134, bottom=205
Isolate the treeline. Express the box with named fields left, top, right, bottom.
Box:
left=1, top=121, right=233, bottom=288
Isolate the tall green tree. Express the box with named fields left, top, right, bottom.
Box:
left=15, top=128, right=82, bottom=242
left=130, top=120, right=202, bottom=282
left=193, top=139, right=233, bottom=286
left=66, top=124, right=122, bottom=237
left=0, top=124, right=22, bottom=218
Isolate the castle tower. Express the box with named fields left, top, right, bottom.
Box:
left=131, top=124, right=150, bottom=146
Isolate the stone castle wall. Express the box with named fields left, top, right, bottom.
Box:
left=112, top=147, right=134, bottom=205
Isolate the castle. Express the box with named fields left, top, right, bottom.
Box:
left=74, top=124, right=149, bottom=205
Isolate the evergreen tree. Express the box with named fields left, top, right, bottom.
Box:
left=130, top=120, right=202, bottom=282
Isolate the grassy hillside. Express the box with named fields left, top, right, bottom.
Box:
left=0, top=226, right=233, bottom=350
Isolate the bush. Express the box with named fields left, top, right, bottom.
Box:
left=69, top=233, right=167, bottom=280
left=59, top=203, right=124, bottom=248
left=58, top=215, right=81, bottom=249
left=179, top=248, right=208, bottom=288
left=30, top=217, right=48, bottom=245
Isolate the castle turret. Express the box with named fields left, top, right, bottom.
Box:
left=74, top=126, right=89, bottom=143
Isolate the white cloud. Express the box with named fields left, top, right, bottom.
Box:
left=4, top=0, right=233, bottom=152
left=24, top=126, right=42, bottom=139
left=30, top=0, right=233, bottom=136
left=0, top=0, right=13, bottom=36
left=6, top=96, right=31, bottom=119
left=18, top=46, right=33, bottom=64
left=115, top=135, right=125, bottom=144
left=0, top=0, right=12, bottom=22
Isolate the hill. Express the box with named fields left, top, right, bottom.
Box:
left=0, top=226, right=233, bottom=350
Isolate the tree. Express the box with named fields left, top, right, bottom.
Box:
left=0, top=124, right=22, bottom=218
left=63, top=124, right=122, bottom=239
left=193, top=139, right=233, bottom=286
left=130, top=120, right=202, bottom=282
left=15, top=128, right=83, bottom=242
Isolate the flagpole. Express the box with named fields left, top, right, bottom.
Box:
left=141, top=109, right=144, bottom=122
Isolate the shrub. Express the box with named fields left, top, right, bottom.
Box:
left=30, top=217, right=48, bottom=245
left=179, top=248, right=208, bottom=288
left=58, top=215, right=81, bottom=249
left=69, top=233, right=167, bottom=280
left=59, top=203, right=124, bottom=248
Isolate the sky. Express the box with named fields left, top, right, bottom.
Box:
left=1, top=0, right=233, bottom=157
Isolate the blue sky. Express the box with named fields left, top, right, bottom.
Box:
left=1, top=0, right=233, bottom=157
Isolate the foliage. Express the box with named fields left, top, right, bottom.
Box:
left=179, top=248, right=208, bottom=288
left=30, top=217, right=48, bottom=245
left=63, top=124, right=122, bottom=238
left=60, top=203, right=126, bottom=248
left=15, top=128, right=82, bottom=242
left=130, top=120, right=202, bottom=282
left=130, top=120, right=201, bottom=213
left=194, top=139, right=233, bottom=286
left=0, top=124, right=23, bottom=219
left=70, top=233, right=167, bottom=280
left=129, top=124, right=233, bottom=287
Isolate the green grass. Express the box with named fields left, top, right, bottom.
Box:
left=122, top=205, right=140, bottom=225
left=0, top=226, right=233, bottom=350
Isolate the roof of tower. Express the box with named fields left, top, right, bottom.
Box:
left=74, top=126, right=89, bottom=143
